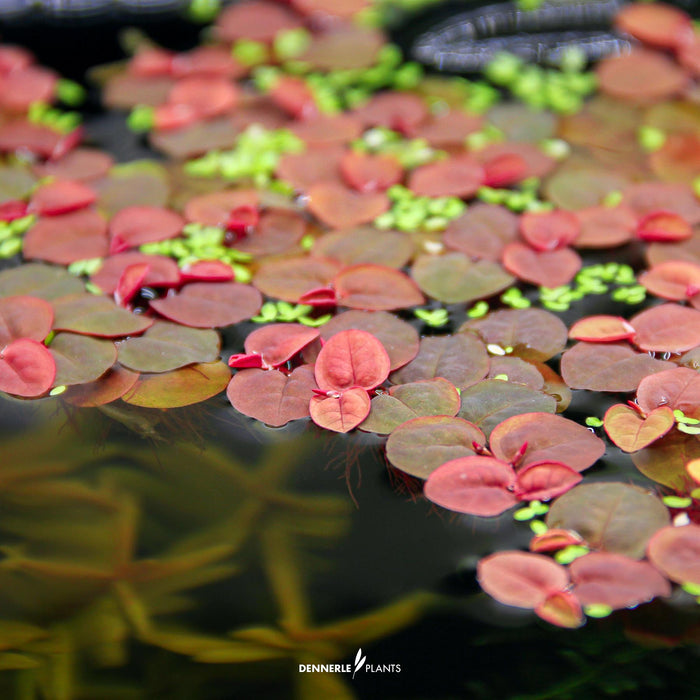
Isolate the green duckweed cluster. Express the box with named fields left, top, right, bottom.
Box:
left=539, top=263, right=645, bottom=312
left=477, top=177, right=554, bottom=213
left=375, top=184, right=465, bottom=232
left=0, top=215, right=36, bottom=259
left=28, top=101, right=81, bottom=134
left=184, top=125, right=304, bottom=190
left=253, top=43, right=424, bottom=114
left=484, top=49, right=597, bottom=115
left=414, top=307, right=449, bottom=327
left=140, top=222, right=253, bottom=282
left=252, top=300, right=331, bottom=327
left=352, top=126, right=444, bottom=169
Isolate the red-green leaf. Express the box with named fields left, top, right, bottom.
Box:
left=52, top=294, right=153, bottom=338
left=604, top=404, right=675, bottom=452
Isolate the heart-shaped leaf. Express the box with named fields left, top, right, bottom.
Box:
left=28, top=179, right=96, bottom=216
left=424, top=456, right=518, bottom=516
left=0, top=295, right=53, bottom=346
left=0, top=338, right=55, bottom=397
left=546, top=483, right=670, bottom=559
left=314, top=329, right=390, bottom=392
left=63, top=365, right=140, bottom=407
left=443, top=203, right=518, bottom=261
left=236, top=323, right=319, bottom=368
left=385, top=415, right=485, bottom=479
left=340, top=151, right=402, bottom=193
left=319, top=310, right=419, bottom=371
left=411, top=254, right=514, bottom=304
left=108, top=205, right=184, bottom=251
left=90, top=253, right=181, bottom=294
left=535, top=591, right=584, bottom=629
left=312, top=228, right=414, bottom=269
left=477, top=551, right=569, bottom=609
left=604, top=404, right=675, bottom=452
left=561, top=342, right=675, bottom=392
left=122, top=361, right=231, bottom=408
left=639, top=261, right=700, bottom=301
left=117, top=321, right=220, bottom=373
left=568, top=315, right=636, bottom=342
left=335, top=264, right=425, bottom=311
left=631, top=304, right=700, bottom=353
left=458, top=380, right=556, bottom=436
left=647, top=524, right=700, bottom=586
left=502, top=242, right=581, bottom=288
left=253, top=256, right=342, bottom=303
left=515, top=461, right=582, bottom=501
left=637, top=367, right=700, bottom=420
left=52, top=294, right=153, bottom=338
left=408, top=156, right=484, bottom=198
left=461, top=308, right=567, bottom=362
left=360, top=377, right=460, bottom=435
left=307, top=183, right=389, bottom=229
left=227, top=365, right=317, bottom=427
left=309, top=386, right=370, bottom=433
left=50, top=333, right=117, bottom=386
left=150, top=282, right=262, bottom=328
left=390, top=334, right=489, bottom=390
left=22, top=209, right=109, bottom=265
left=570, top=552, right=671, bottom=609
left=490, top=412, right=605, bottom=472
left=520, top=210, right=580, bottom=252
left=631, top=430, right=700, bottom=490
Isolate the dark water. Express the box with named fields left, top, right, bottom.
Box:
left=1, top=392, right=700, bottom=699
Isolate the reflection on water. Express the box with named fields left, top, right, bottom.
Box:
left=0, top=395, right=699, bottom=699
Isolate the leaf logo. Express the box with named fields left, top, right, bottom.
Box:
left=352, top=648, right=366, bottom=679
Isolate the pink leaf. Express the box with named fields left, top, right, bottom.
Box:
left=515, top=461, right=582, bottom=502
left=0, top=338, right=56, bottom=397
left=309, top=386, right=371, bottom=433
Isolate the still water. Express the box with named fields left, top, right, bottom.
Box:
left=0, top=393, right=699, bottom=699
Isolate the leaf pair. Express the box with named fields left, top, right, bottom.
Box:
left=310, top=329, right=390, bottom=433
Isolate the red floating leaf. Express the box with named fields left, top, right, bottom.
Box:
left=571, top=552, right=671, bottom=609
left=647, top=524, right=700, bottom=585
left=23, top=209, right=108, bottom=265
left=314, top=329, right=390, bottom=392
left=535, top=590, right=584, bottom=629
left=0, top=338, right=55, bottom=397
left=477, top=551, right=569, bottom=609
left=640, top=260, right=700, bottom=301
left=184, top=189, right=259, bottom=228
left=482, top=152, right=529, bottom=188
left=34, top=147, right=114, bottom=182
left=306, top=183, right=389, bottom=229
left=604, top=404, right=675, bottom=453
left=573, top=205, right=637, bottom=249
left=0, top=120, right=63, bottom=159
left=63, top=365, right=140, bottom=407
left=631, top=303, right=700, bottom=352
left=515, top=461, right=583, bottom=502
left=408, top=155, right=484, bottom=199
left=167, top=77, right=239, bottom=120
left=237, top=323, right=319, bottom=368
left=290, top=115, right=363, bottom=147
left=149, top=282, right=262, bottom=328
left=312, top=228, right=414, bottom=269
left=319, top=310, right=419, bottom=371
left=115, top=263, right=150, bottom=307
left=530, top=529, right=585, bottom=553
left=637, top=366, right=700, bottom=420
left=424, top=456, right=518, bottom=516
left=28, top=179, right=96, bottom=216
left=180, top=260, right=234, bottom=284
left=91, top=253, right=181, bottom=295
left=622, top=182, right=700, bottom=225
left=385, top=415, right=485, bottom=478
left=569, top=315, right=636, bottom=342
left=334, top=264, right=425, bottom=311
left=352, top=92, right=428, bottom=134
left=227, top=365, right=318, bottom=427
left=502, top=242, right=581, bottom=288
left=490, top=412, right=605, bottom=472
left=172, top=45, right=246, bottom=80
left=276, top=146, right=344, bottom=192
left=614, top=2, right=693, bottom=50
left=636, top=211, right=692, bottom=242
left=340, top=151, right=402, bottom=193
left=474, top=142, right=556, bottom=180
left=414, top=109, right=483, bottom=148
left=520, top=210, right=580, bottom=252
left=253, top=256, right=342, bottom=303
left=0, top=200, right=28, bottom=222
left=443, top=203, right=519, bottom=261
left=309, top=386, right=371, bottom=433
left=298, top=26, right=384, bottom=72
left=597, top=50, right=688, bottom=103
left=109, top=205, right=184, bottom=252
left=0, top=295, right=53, bottom=346
left=0, top=66, right=56, bottom=112
left=560, top=342, right=675, bottom=392
left=215, top=0, right=302, bottom=43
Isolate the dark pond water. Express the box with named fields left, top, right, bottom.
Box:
left=0, top=5, right=700, bottom=699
